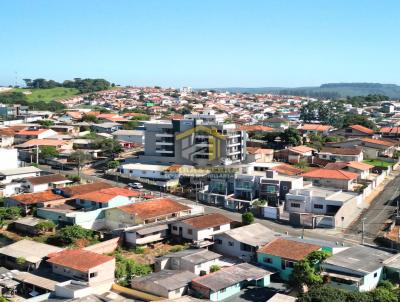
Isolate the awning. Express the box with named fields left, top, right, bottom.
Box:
left=321, top=271, right=362, bottom=282
left=136, top=224, right=168, bottom=236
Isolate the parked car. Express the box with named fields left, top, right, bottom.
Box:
left=128, top=182, right=143, bottom=189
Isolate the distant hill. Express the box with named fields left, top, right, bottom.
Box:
left=212, top=83, right=400, bottom=99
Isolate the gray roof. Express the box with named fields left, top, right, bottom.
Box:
left=216, top=223, right=281, bottom=247
left=112, top=130, right=144, bottom=136
left=0, top=166, right=41, bottom=176
left=323, top=245, right=394, bottom=275
left=192, top=263, right=273, bottom=291
left=13, top=216, right=44, bottom=227
left=286, top=236, right=349, bottom=249
left=132, top=270, right=196, bottom=291
left=0, top=239, right=62, bottom=264
left=161, top=248, right=221, bottom=264
left=94, top=122, right=121, bottom=128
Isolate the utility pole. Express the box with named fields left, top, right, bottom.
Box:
left=36, top=145, right=39, bottom=165
left=361, top=218, right=366, bottom=245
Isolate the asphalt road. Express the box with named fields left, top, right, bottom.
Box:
left=346, top=170, right=400, bottom=244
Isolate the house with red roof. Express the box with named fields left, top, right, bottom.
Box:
left=318, top=147, right=364, bottom=162
left=327, top=138, right=399, bottom=159
left=104, top=198, right=192, bottom=230
left=380, top=127, right=400, bottom=138
left=36, top=185, right=136, bottom=229
left=246, top=147, right=274, bottom=163
left=301, top=168, right=359, bottom=190
left=333, top=124, right=375, bottom=138
left=15, top=127, right=57, bottom=143
left=299, top=123, right=333, bottom=136
left=47, top=249, right=115, bottom=290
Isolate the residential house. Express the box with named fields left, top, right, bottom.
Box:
left=245, top=147, right=274, bottom=163
left=14, top=128, right=57, bottom=144
left=257, top=238, right=321, bottom=280
left=287, top=146, right=315, bottom=164
left=0, top=166, right=41, bottom=184
left=22, top=174, right=71, bottom=193
left=263, top=117, right=289, bottom=130
left=118, top=163, right=180, bottom=181
left=54, top=182, right=114, bottom=198
left=299, top=124, right=332, bottom=136
left=171, top=213, right=232, bottom=243
left=12, top=217, right=51, bottom=235
left=301, top=169, right=359, bottom=191
left=332, top=124, right=375, bottom=138
left=0, top=239, right=62, bottom=270
left=191, top=263, right=273, bottom=302
left=327, top=138, right=398, bottom=159
left=124, top=223, right=170, bottom=247
left=37, top=187, right=137, bottom=229
left=105, top=198, right=192, bottom=230
left=16, top=139, right=73, bottom=151
left=91, top=122, right=122, bottom=134
left=213, top=223, right=281, bottom=261
left=0, top=128, right=15, bottom=147
left=155, top=249, right=221, bottom=275
left=47, top=249, right=115, bottom=292
left=285, top=186, right=362, bottom=228
left=5, top=190, right=65, bottom=214
left=380, top=127, right=400, bottom=138
left=321, top=245, right=395, bottom=292
left=325, top=161, right=373, bottom=179
left=259, top=170, right=304, bottom=205
left=131, top=270, right=197, bottom=299
left=318, top=147, right=364, bottom=162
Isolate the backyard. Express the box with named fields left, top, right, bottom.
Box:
left=363, top=159, right=394, bottom=168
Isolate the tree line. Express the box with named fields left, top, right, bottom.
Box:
left=22, top=78, right=112, bottom=93
left=0, top=91, right=66, bottom=112
left=299, top=94, right=386, bottom=129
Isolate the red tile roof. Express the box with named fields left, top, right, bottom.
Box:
left=380, top=127, right=400, bottom=134
left=288, top=145, right=315, bottom=154
left=17, top=129, right=49, bottom=136
left=0, top=128, right=16, bottom=136
left=11, top=191, right=64, bottom=205
left=346, top=161, right=374, bottom=171
left=180, top=213, right=232, bottom=229
left=271, top=163, right=303, bottom=176
left=62, top=182, right=114, bottom=197
left=75, top=187, right=141, bottom=203
left=18, top=139, right=70, bottom=147
left=258, top=238, right=320, bottom=261
left=301, top=124, right=332, bottom=132
left=47, top=249, right=114, bottom=272
left=349, top=125, right=374, bottom=135
left=301, top=168, right=359, bottom=180
left=247, top=147, right=274, bottom=155
left=117, top=198, right=191, bottom=220
left=320, top=147, right=362, bottom=155
left=361, top=137, right=396, bottom=147
left=239, top=125, right=275, bottom=132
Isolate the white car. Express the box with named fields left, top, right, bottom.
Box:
left=128, top=182, right=143, bottom=189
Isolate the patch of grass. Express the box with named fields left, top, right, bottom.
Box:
left=363, top=159, right=394, bottom=168
left=12, top=87, right=80, bottom=103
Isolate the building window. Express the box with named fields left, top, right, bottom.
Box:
left=291, top=203, right=301, bottom=208
left=314, top=204, right=323, bottom=209
left=220, top=288, right=226, bottom=293
left=90, top=272, right=98, bottom=278
left=263, top=257, right=272, bottom=264
left=374, top=272, right=378, bottom=278
left=188, top=229, right=193, bottom=235
left=214, top=226, right=220, bottom=231
left=228, top=241, right=234, bottom=246
left=215, top=239, right=222, bottom=244
left=172, top=226, right=178, bottom=231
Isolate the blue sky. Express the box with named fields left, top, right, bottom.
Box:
left=1, top=0, right=399, bottom=88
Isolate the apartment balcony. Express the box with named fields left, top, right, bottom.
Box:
left=155, top=133, right=174, bottom=138
left=156, top=141, right=174, bottom=146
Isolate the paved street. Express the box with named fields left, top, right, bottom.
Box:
left=346, top=170, right=400, bottom=244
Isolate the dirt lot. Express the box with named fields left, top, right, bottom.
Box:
left=117, top=243, right=188, bottom=265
